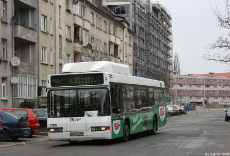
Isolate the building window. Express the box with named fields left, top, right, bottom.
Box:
left=82, top=5, right=88, bottom=20
left=91, top=12, right=94, bottom=25
left=119, top=30, right=123, bottom=39
left=59, top=6, right=62, bottom=28
left=109, top=22, right=114, bottom=34
left=50, top=49, right=53, bottom=65
left=103, top=20, right=107, bottom=32
left=50, top=18, right=53, bottom=34
left=59, top=64, right=62, bottom=74
left=100, top=41, right=102, bottom=52
left=2, top=38, right=6, bottom=60
left=41, top=80, right=47, bottom=96
left=14, top=45, right=19, bottom=57
left=82, top=29, right=88, bottom=46
left=66, top=54, right=71, bottom=63
left=28, top=76, right=36, bottom=98
left=96, top=15, right=98, bottom=27
left=129, top=36, right=131, bottom=45
left=114, top=44, right=118, bottom=57
left=41, top=47, right=47, bottom=63
left=109, top=42, right=113, bottom=55
left=41, top=15, right=47, bottom=32
left=59, top=35, right=62, bottom=58
left=1, top=1, right=6, bottom=22
left=114, top=26, right=118, bottom=37
left=96, top=39, right=99, bottom=51
left=73, top=0, right=79, bottom=15
left=104, top=42, right=107, bottom=54
left=129, top=55, right=132, bottom=64
left=1, top=77, right=6, bottom=99
left=91, top=37, right=94, bottom=49
left=66, top=0, right=70, bottom=10
left=14, top=75, right=36, bottom=99
left=66, top=25, right=71, bottom=39
left=120, top=50, right=122, bottom=60
left=74, top=26, right=80, bottom=42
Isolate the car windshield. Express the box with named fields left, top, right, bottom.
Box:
left=48, top=88, right=111, bottom=118
left=1, top=110, right=22, bottom=119
left=33, top=109, right=47, bottom=117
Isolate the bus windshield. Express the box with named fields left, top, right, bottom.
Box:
left=48, top=88, right=111, bottom=118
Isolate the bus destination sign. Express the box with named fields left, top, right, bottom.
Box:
left=51, top=73, right=104, bottom=87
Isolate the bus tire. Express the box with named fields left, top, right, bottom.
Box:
left=123, top=120, right=129, bottom=142
left=150, top=117, right=157, bottom=135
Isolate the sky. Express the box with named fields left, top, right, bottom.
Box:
left=153, top=0, right=230, bottom=75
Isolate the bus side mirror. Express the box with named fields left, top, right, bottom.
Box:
left=38, top=86, right=42, bottom=96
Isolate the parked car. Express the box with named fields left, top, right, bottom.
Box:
left=33, top=109, right=47, bottom=128
left=166, top=105, right=179, bottom=115
left=0, top=110, right=30, bottom=141
left=0, top=114, right=3, bottom=135
left=225, top=107, right=230, bottom=121
left=173, top=105, right=185, bottom=113
left=38, top=104, right=47, bottom=109
left=0, top=108, right=40, bottom=137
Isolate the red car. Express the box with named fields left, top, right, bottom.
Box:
left=0, top=108, right=40, bottom=137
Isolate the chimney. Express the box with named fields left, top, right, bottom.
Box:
left=209, top=72, right=213, bottom=76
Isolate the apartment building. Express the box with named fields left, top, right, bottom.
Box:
left=0, top=0, right=38, bottom=108
left=106, top=0, right=173, bottom=89
left=0, top=0, right=134, bottom=107
left=170, top=73, right=230, bottom=105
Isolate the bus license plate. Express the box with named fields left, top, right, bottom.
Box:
left=70, top=132, right=84, bottom=136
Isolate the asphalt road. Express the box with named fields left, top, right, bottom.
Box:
left=0, top=110, right=229, bottom=156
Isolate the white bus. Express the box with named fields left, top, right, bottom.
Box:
left=46, top=61, right=167, bottom=143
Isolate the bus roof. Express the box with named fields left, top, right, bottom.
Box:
left=62, top=61, right=131, bottom=75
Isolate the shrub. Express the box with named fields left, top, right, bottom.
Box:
left=19, top=99, right=35, bottom=109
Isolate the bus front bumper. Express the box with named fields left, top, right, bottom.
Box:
left=48, top=130, right=111, bottom=141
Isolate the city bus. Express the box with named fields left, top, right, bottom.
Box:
left=46, top=61, right=167, bottom=143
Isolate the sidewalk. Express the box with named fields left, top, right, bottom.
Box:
left=0, top=135, right=48, bottom=148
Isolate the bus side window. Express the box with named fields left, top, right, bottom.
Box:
left=110, top=83, right=120, bottom=114
left=148, top=87, right=155, bottom=106
left=121, top=84, right=127, bottom=113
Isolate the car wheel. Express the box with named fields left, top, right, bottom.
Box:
left=123, top=120, right=129, bottom=142
left=0, top=129, right=10, bottom=142
left=10, top=137, right=19, bottom=141
left=225, top=116, right=228, bottom=121
left=150, top=117, right=157, bottom=135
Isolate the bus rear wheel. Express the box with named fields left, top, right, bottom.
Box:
left=150, top=118, right=157, bottom=135
left=123, top=120, right=129, bottom=142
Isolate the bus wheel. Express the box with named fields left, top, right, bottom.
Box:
left=150, top=118, right=157, bottom=135
left=123, top=120, right=129, bottom=142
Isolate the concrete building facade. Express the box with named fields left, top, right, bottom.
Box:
left=0, top=0, right=134, bottom=107
left=170, top=73, right=230, bottom=105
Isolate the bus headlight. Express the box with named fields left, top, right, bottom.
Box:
left=91, top=126, right=110, bottom=131
left=48, top=127, right=63, bottom=133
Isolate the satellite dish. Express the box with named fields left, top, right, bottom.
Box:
left=11, top=57, right=20, bottom=66
left=11, top=16, right=19, bottom=24
left=11, top=77, right=18, bottom=84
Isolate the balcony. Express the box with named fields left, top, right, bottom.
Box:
left=73, top=15, right=83, bottom=27
left=109, top=34, right=115, bottom=43
left=14, top=25, right=37, bottom=43
left=16, top=0, right=38, bottom=8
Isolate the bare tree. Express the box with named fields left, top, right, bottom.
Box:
left=204, top=0, right=230, bottom=63
left=173, top=52, right=181, bottom=75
